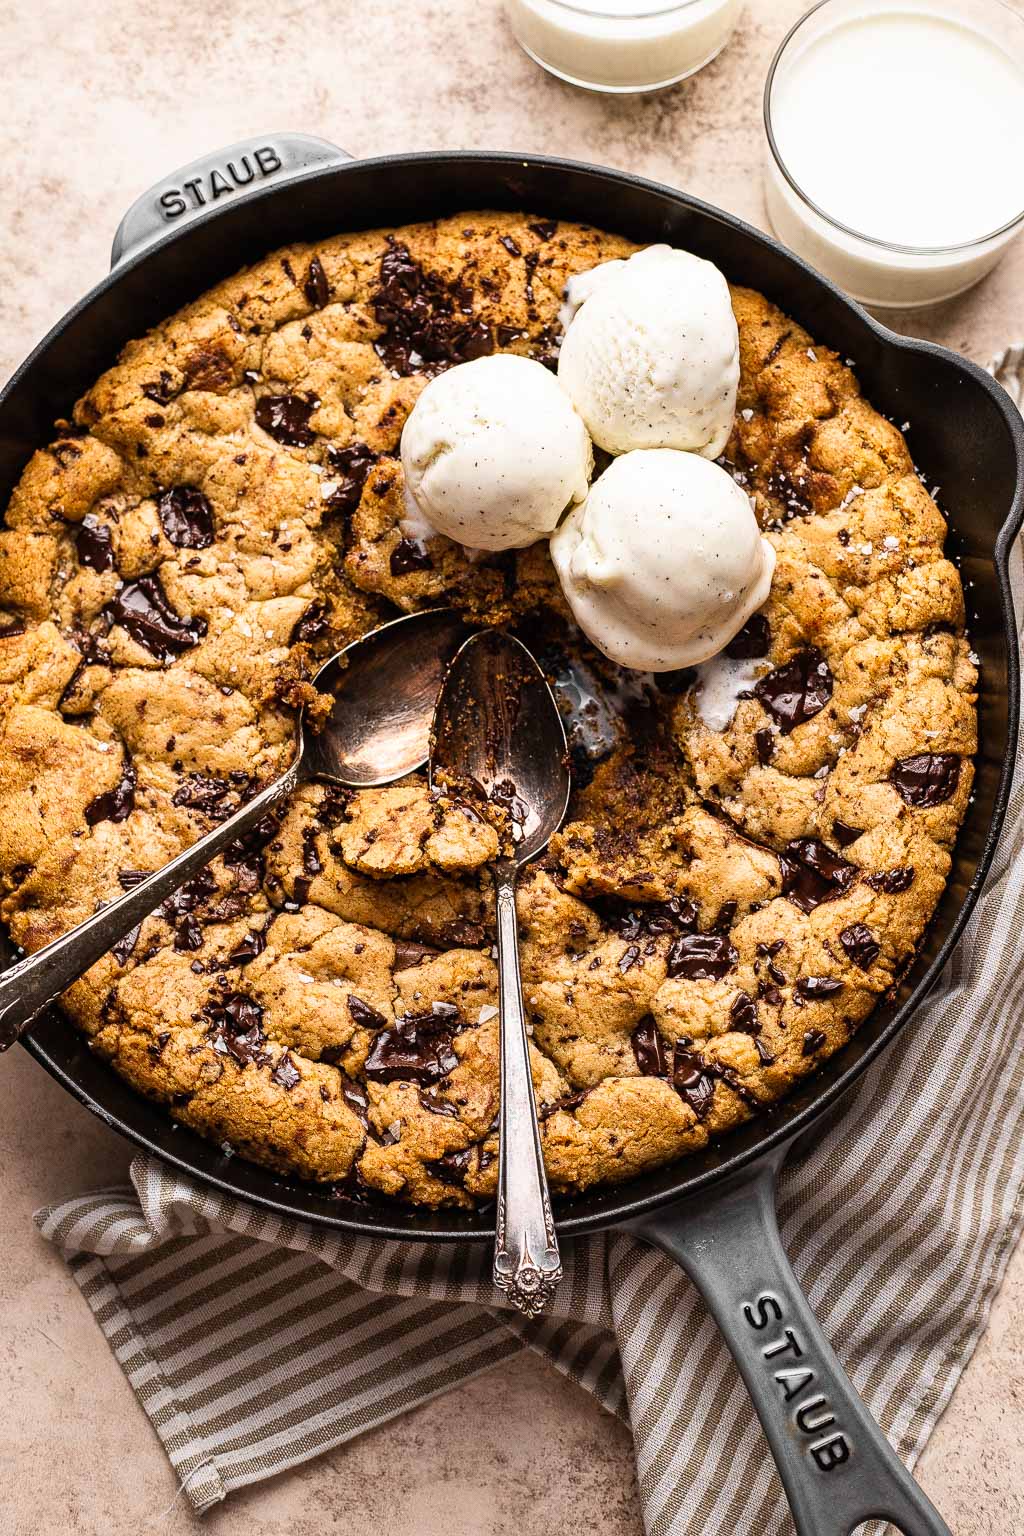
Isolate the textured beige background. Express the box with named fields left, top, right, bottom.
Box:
left=1, top=1, right=1024, bottom=1531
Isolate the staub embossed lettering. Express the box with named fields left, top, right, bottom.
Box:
left=157, top=147, right=283, bottom=222
left=742, top=1292, right=851, bottom=1472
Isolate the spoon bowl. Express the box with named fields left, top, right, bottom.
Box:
left=429, top=628, right=570, bottom=864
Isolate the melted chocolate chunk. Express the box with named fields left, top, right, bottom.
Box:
left=338, top=1075, right=370, bottom=1128
left=228, top=917, right=272, bottom=966
left=85, top=760, right=136, bottom=826
left=112, top=924, right=141, bottom=966
left=363, top=1001, right=463, bottom=1084
left=832, top=819, right=863, bottom=848
left=729, top=992, right=759, bottom=1033
left=666, top=931, right=738, bottom=981
left=302, top=828, right=323, bottom=877
left=528, top=220, right=557, bottom=241
left=429, top=1146, right=476, bottom=1187
left=390, top=536, right=434, bottom=576
left=347, top=994, right=387, bottom=1031
left=205, top=991, right=268, bottom=1066
left=725, top=613, right=770, bottom=661
left=618, top=944, right=642, bottom=974
left=272, top=1052, right=301, bottom=1090
left=172, top=772, right=250, bottom=820
left=754, top=647, right=833, bottom=733
left=890, top=753, right=961, bottom=808
left=76, top=515, right=114, bottom=572
left=304, top=255, right=330, bottom=309
left=754, top=728, right=776, bottom=766
left=839, top=923, right=880, bottom=970
left=802, top=1029, right=827, bottom=1056
left=795, top=976, right=845, bottom=1002
left=631, top=1019, right=668, bottom=1076
left=865, top=867, right=915, bottom=894
left=609, top=898, right=698, bottom=941
left=324, top=442, right=376, bottom=516
left=419, top=1086, right=460, bottom=1117
left=372, top=241, right=494, bottom=375
left=107, top=575, right=207, bottom=661
left=673, top=1045, right=716, bottom=1120
left=157, top=486, right=215, bottom=549
left=255, top=393, right=319, bottom=447
left=290, top=602, right=331, bottom=645
left=142, top=371, right=177, bottom=405
left=779, top=838, right=856, bottom=913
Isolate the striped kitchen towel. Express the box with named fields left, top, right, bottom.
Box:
left=34, top=353, right=1024, bottom=1533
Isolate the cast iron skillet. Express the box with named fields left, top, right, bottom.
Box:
left=3, top=136, right=1021, bottom=1536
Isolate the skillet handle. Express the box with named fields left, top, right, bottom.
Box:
left=110, top=133, right=352, bottom=269
left=627, top=1143, right=950, bottom=1536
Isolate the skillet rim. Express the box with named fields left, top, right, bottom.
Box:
left=5, top=148, right=1023, bottom=1241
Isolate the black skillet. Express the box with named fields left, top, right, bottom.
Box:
left=3, top=137, right=1021, bottom=1536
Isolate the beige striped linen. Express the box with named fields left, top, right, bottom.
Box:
left=33, top=350, right=1024, bottom=1530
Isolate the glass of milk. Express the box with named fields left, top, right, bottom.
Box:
left=506, top=0, right=743, bottom=93
left=763, top=0, right=1024, bottom=308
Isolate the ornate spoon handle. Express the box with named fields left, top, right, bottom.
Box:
left=491, top=861, right=562, bottom=1316
left=0, top=764, right=300, bottom=1051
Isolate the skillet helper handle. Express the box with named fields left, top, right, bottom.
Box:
left=110, top=133, right=352, bottom=268
left=0, top=764, right=301, bottom=1052
left=629, top=1144, right=951, bottom=1536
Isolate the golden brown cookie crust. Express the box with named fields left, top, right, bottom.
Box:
left=0, top=214, right=976, bottom=1207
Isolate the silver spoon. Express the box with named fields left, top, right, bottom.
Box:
left=430, top=629, right=571, bottom=1316
left=0, top=607, right=467, bottom=1051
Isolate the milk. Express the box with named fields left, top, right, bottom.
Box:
left=506, top=0, right=742, bottom=94
left=764, top=0, right=1024, bottom=308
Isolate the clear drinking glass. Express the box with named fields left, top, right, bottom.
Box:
left=506, top=0, right=742, bottom=94
left=763, top=0, right=1024, bottom=309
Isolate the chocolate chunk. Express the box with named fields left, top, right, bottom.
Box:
left=112, top=925, right=141, bottom=966
left=755, top=728, right=775, bottom=765
left=865, top=867, right=915, bottom=894
left=304, top=255, right=330, bottom=309
left=142, top=371, right=176, bottom=405
left=753, top=647, right=833, bottom=733
left=302, top=828, right=322, bottom=877
left=779, top=837, right=856, bottom=913
left=539, top=1087, right=591, bottom=1120
left=610, top=898, right=698, bottom=941
left=418, top=1087, right=460, bottom=1117
left=76, top=515, right=114, bottom=572
left=890, top=753, right=961, bottom=808
left=839, top=923, right=880, bottom=970
left=795, top=975, right=845, bottom=1002
left=85, top=760, right=136, bottom=826
left=713, top=901, right=738, bottom=933
left=832, top=819, right=863, bottom=848
left=363, top=1001, right=463, bottom=1084
left=673, top=1045, right=716, bottom=1119
left=107, top=574, right=207, bottom=661
left=631, top=1019, right=669, bottom=1076
left=372, top=240, right=494, bottom=375
left=393, top=939, right=441, bottom=969
left=439, top=918, right=486, bottom=948
left=338, top=1075, right=369, bottom=1128
left=347, top=994, right=387, bottom=1031
left=390, top=536, right=434, bottom=576
left=291, top=602, right=331, bottom=645
left=272, top=1052, right=301, bottom=1090
left=324, top=442, right=376, bottom=516
left=528, top=220, right=557, bottom=241
left=228, top=917, right=272, bottom=966
left=255, top=393, right=319, bottom=447
left=729, top=992, right=759, bottom=1033
left=725, top=613, right=770, bottom=660
left=430, top=1146, right=475, bottom=1186
left=172, top=772, right=250, bottom=820
left=157, top=486, right=215, bottom=549
left=666, top=932, right=738, bottom=981
left=618, top=944, right=642, bottom=974
left=315, top=785, right=354, bottom=828
left=802, top=1029, right=827, bottom=1056
left=205, top=991, right=268, bottom=1066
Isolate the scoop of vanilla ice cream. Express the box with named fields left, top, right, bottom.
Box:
left=557, top=245, right=739, bottom=459
left=400, top=354, right=592, bottom=552
left=550, top=449, right=775, bottom=673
